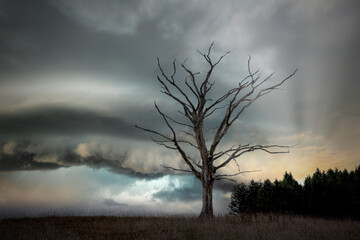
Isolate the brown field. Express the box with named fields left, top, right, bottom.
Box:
left=0, top=214, right=359, bottom=240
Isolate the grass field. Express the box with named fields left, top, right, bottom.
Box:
left=1, top=214, right=359, bottom=240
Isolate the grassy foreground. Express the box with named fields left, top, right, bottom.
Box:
left=1, top=214, right=360, bottom=240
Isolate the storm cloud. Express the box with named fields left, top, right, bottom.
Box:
left=0, top=138, right=167, bottom=179
left=0, top=151, right=61, bottom=171
left=0, top=107, right=139, bottom=138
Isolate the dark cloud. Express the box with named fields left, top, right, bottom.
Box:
left=80, top=154, right=164, bottom=179
left=0, top=107, right=141, bottom=138
left=0, top=0, right=186, bottom=87
left=0, top=0, right=84, bottom=76
left=0, top=151, right=61, bottom=171
left=0, top=140, right=163, bottom=179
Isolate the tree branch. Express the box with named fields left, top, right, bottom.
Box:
left=161, top=165, right=194, bottom=174
left=215, top=144, right=291, bottom=170
left=215, top=169, right=262, bottom=180
left=208, top=56, right=297, bottom=156
left=157, top=58, right=196, bottom=112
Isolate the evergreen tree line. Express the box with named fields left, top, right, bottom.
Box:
left=228, top=165, right=360, bottom=218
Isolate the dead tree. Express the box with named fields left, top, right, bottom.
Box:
left=136, top=43, right=297, bottom=217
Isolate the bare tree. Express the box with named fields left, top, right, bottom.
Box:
left=136, top=43, right=297, bottom=217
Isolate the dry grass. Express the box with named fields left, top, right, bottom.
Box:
left=0, top=214, right=359, bottom=240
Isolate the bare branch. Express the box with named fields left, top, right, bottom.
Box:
left=228, top=69, right=298, bottom=127
left=215, top=144, right=291, bottom=170
left=162, top=112, right=193, bottom=128
left=213, top=51, right=230, bottom=67
left=199, top=47, right=230, bottom=95
left=137, top=102, right=201, bottom=178
left=171, top=58, right=177, bottom=79
left=179, top=130, right=195, bottom=139
left=204, top=104, right=228, bottom=118
left=185, top=76, right=200, bottom=103
left=213, top=145, right=238, bottom=160
left=152, top=138, right=178, bottom=150
left=157, top=57, right=196, bottom=112
left=208, top=42, right=214, bottom=57
left=186, top=155, right=202, bottom=169
left=157, top=75, right=193, bottom=119
left=177, top=140, right=199, bottom=149
left=151, top=137, right=198, bottom=150
left=208, top=59, right=297, bottom=155
left=154, top=102, right=176, bottom=137
left=204, top=87, right=238, bottom=114
left=135, top=124, right=172, bottom=141
left=215, top=177, right=237, bottom=182
left=161, top=165, right=194, bottom=174
left=215, top=169, right=262, bottom=179
left=181, top=61, right=201, bottom=97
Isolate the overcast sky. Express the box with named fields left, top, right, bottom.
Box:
left=0, top=0, right=359, bottom=217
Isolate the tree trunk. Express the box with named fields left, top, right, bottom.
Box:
left=199, top=172, right=214, bottom=217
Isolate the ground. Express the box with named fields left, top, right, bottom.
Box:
left=1, top=214, right=359, bottom=240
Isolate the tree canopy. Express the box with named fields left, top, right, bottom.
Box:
left=229, top=165, right=360, bottom=219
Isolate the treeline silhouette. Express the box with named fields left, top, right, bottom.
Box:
left=229, top=165, right=360, bottom=218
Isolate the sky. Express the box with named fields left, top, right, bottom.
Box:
left=0, top=0, right=360, bottom=217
